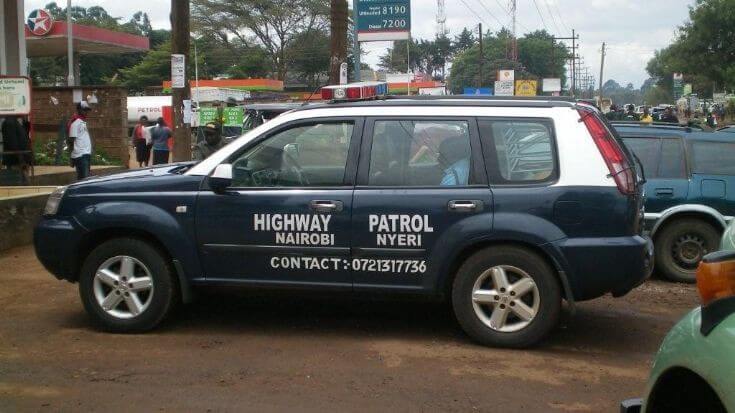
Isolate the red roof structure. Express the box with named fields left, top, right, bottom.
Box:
left=25, top=21, right=149, bottom=57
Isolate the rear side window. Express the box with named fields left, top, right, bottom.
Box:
left=368, top=120, right=473, bottom=187
left=623, top=138, right=661, bottom=178
left=478, top=119, right=556, bottom=184
left=658, top=139, right=687, bottom=178
left=690, top=141, right=735, bottom=175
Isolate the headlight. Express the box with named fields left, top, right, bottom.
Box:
left=43, top=186, right=67, bottom=216
left=697, top=251, right=735, bottom=306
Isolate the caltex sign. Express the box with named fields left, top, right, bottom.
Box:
left=27, top=9, right=54, bottom=36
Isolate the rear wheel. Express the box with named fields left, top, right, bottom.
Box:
left=79, top=238, right=177, bottom=332
left=655, top=219, right=720, bottom=283
left=451, top=246, right=561, bottom=348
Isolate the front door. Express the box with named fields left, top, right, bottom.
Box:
left=195, top=118, right=362, bottom=288
left=351, top=118, right=492, bottom=292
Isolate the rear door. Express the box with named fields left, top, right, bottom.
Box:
left=688, top=139, right=735, bottom=217
left=350, top=118, right=491, bottom=292
left=195, top=118, right=362, bottom=287
left=622, top=136, right=689, bottom=213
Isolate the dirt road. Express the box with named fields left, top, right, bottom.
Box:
left=0, top=245, right=698, bottom=412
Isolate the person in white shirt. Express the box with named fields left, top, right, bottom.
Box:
left=68, top=101, right=93, bottom=180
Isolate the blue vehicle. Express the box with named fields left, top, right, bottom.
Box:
left=34, top=90, right=652, bottom=348
left=614, top=123, right=735, bottom=283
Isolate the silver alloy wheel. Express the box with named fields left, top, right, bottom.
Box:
left=93, top=256, right=154, bottom=319
left=471, top=265, right=540, bottom=333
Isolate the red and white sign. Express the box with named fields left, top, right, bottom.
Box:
left=26, top=9, right=54, bottom=36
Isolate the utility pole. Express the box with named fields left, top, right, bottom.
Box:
left=353, top=6, right=361, bottom=82
left=329, top=0, right=348, bottom=84
left=478, top=23, right=483, bottom=88
left=171, top=0, right=191, bottom=162
left=598, top=42, right=606, bottom=102
left=509, top=0, right=518, bottom=61
left=551, top=30, right=579, bottom=96
left=571, top=29, right=576, bottom=97
left=66, top=0, right=74, bottom=86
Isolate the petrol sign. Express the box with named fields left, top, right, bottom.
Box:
left=356, top=0, right=411, bottom=42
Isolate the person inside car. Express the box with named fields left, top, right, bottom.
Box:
left=439, top=135, right=471, bottom=186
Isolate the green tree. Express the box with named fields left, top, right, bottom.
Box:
left=647, top=0, right=735, bottom=97
left=192, top=0, right=330, bottom=80
left=288, top=29, right=331, bottom=88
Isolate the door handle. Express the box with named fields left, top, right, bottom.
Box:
left=655, top=188, right=674, bottom=196
left=310, top=200, right=343, bottom=213
left=448, top=200, right=483, bottom=212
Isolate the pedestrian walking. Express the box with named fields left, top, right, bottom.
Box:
left=132, top=116, right=151, bottom=167
left=67, top=101, right=92, bottom=180
left=193, top=122, right=225, bottom=161
left=151, top=117, right=172, bottom=165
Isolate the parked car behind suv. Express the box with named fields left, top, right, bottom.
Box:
left=35, top=93, right=652, bottom=348
left=614, top=123, right=735, bottom=283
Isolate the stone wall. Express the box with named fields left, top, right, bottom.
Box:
left=31, top=86, right=129, bottom=166
left=0, top=193, right=48, bottom=252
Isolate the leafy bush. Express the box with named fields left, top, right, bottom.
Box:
left=33, top=139, right=119, bottom=166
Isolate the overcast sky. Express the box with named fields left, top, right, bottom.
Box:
left=25, top=0, right=694, bottom=87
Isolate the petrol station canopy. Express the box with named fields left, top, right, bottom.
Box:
left=25, top=21, right=149, bottom=57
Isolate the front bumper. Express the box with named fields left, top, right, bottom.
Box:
left=550, top=235, right=654, bottom=301
left=33, top=217, right=86, bottom=281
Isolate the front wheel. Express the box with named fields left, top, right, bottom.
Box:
left=79, top=238, right=177, bottom=333
left=451, top=246, right=561, bottom=348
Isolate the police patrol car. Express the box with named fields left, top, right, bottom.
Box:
left=34, top=83, right=653, bottom=348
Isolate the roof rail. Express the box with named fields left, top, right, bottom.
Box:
left=382, top=95, right=577, bottom=103
left=609, top=121, right=704, bottom=132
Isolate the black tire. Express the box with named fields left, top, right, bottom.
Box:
left=78, top=238, right=177, bottom=333
left=451, top=246, right=561, bottom=348
left=654, top=219, right=720, bottom=284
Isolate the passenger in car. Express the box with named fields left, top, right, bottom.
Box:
left=439, top=136, right=471, bottom=186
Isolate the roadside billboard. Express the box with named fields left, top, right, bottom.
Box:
left=356, top=0, right=411, bottom=42
left=542, top=78, right=562, bottom=93
left=0, top=77, right=32, bottom=116
left=497, top=70, right=515, bottom=82
left=515, top=80, right=538, bottom=97
left=494, top=81, right=514, bottom=96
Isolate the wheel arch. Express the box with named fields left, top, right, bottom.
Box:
left=73, top=227, right=193, bottom=303
left=441, top=239, right=573, bottom=304
left=650, top=205, right=727, bottom=239
left=646, top=366, right=725, bottom=413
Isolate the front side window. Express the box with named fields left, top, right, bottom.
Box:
left=229, top=121, right=353, bottom=187
left=479, top=119, right=556, bottom=184
left=368, top=120, right=473, bottom=187
left=622, top=138, right=661, bottom=179
left=690, top=141, right=735, bottom=175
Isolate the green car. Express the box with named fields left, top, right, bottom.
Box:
left=622, top=220, right=735, bottom=412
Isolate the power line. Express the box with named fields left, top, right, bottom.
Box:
left=473, top=0, right=508, bottom=29
left=544, top=0, right=562, bottom=35
left=531, top=0, right=548, bottom=32
left=458, top=0, right=492, bottom=28
left=552, top=1, right=571, bottom=32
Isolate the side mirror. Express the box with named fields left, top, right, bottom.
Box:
left=210, top=163, right=233, bottom=193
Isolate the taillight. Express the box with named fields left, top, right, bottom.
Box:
left=697, top=252, right=735, bottom=306
left=578, top=108, right=636, bottom=195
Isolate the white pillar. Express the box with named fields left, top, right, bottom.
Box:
left=0, top=0, right=6, bottom=75
left=16, top=0, right=26, bottom=76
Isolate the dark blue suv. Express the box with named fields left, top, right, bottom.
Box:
left=34, top=97, right=653, bottom=348
left=615, top=123, right=735, bottom=283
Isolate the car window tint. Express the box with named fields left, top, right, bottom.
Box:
left=368, top=120, right=472, bottom=187
left=658, top=139, right=687, bottom=178
left=691, top=141, right=735, bottom=175
left=229, top=122, right=353, bottom=187
left=622, top=138, right=661, bottom=179
left=479, top=120, right=556, bottom=183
